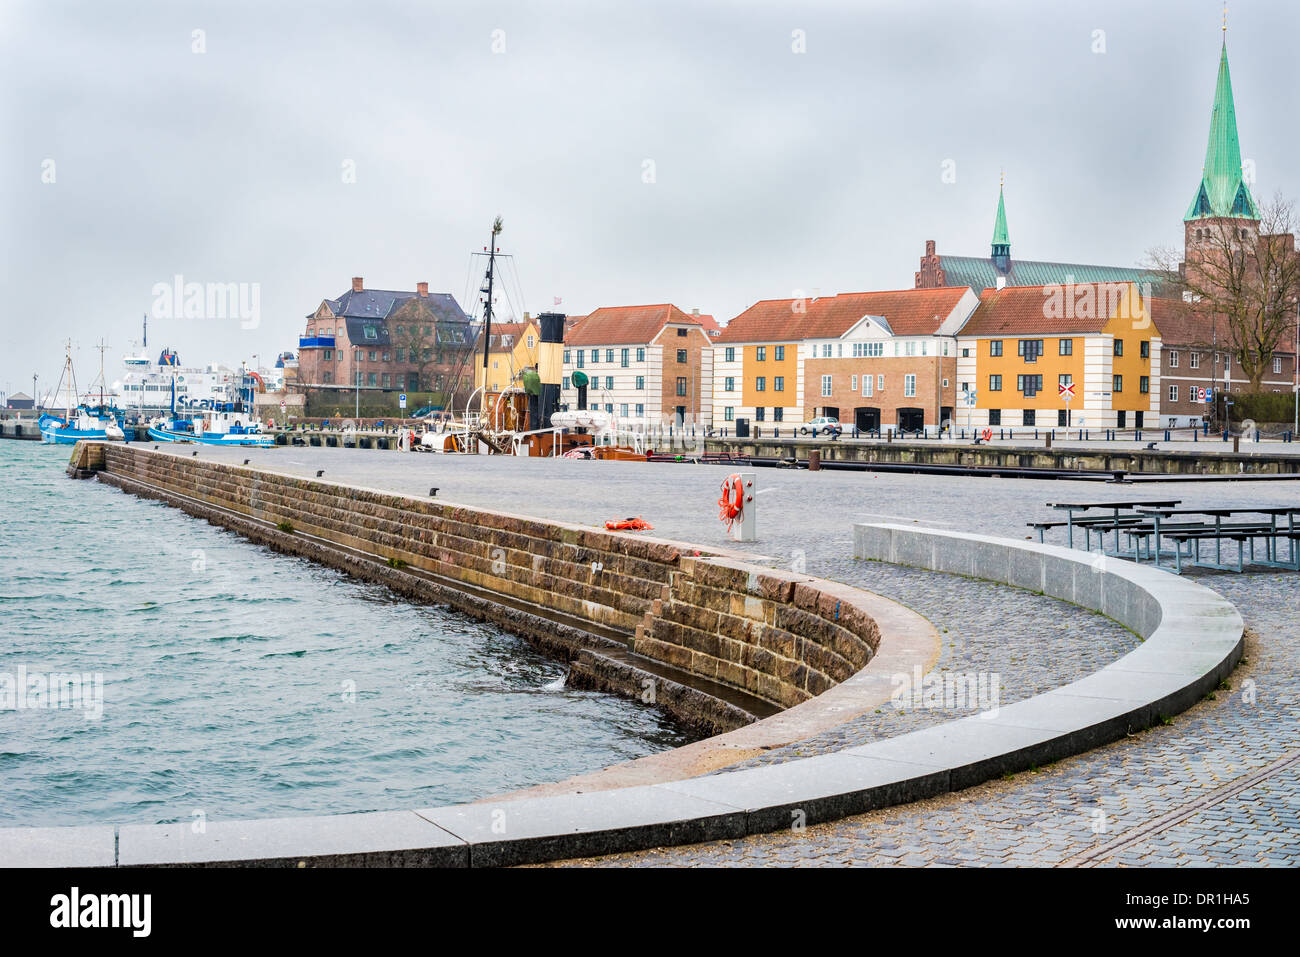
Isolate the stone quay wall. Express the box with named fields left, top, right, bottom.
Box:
left=92, top=444, right=881, bottom=733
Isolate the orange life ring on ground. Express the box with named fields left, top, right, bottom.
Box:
left=982, top=428, right=993, bottom=442
left=718, top=473, right=745, bottom=530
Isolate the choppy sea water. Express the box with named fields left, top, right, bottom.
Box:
left=0, top=441, right=688, bottom=827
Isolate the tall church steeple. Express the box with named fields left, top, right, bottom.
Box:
left=1184, top=28, right=1258, bottom=223
left=991, top=178, right=1011, bottom=272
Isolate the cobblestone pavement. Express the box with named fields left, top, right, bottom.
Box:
left=547, top=575, right=1297, bottom=867
left=163, top=448, right=1300, bottom=865
left=723, top=562, right=1139, bottom=768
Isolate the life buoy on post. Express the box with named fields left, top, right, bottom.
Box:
left=982, top=428, right=993, bottom=442
left=718, top=473, right=744, bottom=529
left=717, top=472, right=756, bottom=541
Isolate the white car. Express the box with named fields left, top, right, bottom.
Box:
left=800, top=416, right=842, bottom=436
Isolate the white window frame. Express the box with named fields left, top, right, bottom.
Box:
left=904, top=374, right=916, bottom=397
left=821, top=374, right=832, bottom=397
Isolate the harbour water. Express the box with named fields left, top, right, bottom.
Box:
left=0, top=442, right=688, bottom=827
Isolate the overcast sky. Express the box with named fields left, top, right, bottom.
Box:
left=3, top=0, right=1297, bottom=398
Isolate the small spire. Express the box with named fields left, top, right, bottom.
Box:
left=991, top=177, right=1011, bottom=269
left=1223, top=3, right=1227, bottom=34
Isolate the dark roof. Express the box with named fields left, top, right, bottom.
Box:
left=937, top=256, right=1167, bottom=293
left=311, top=285, right=472, bottom=347
left=343, top=316, right=391, bottom=347
left=310, top=287, right=470, bottom=323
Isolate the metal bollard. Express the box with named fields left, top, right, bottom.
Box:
left=808, top=449, right=821, bottom=471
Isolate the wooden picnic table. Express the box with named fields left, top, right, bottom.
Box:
left=1044, top=499, right=1182, bottom=549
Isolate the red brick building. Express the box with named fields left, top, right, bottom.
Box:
left=296, top=277, right=476, bottom=401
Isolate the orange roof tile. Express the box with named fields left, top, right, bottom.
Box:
left=961, top=283, right=1133, bottom=337
left=564, top=304, right=702, bottom=346
left=717, top=287, right=972, bottom=343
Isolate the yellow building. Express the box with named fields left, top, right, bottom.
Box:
left=957, top=282, right=1162, bottom=430
left=473, top=318, right=540, bottom=394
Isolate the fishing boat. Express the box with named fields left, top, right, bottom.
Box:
left=147, top=403, right=274, bottom=447
left=40, top=407, right=126, bottom=444
left=39, top=342, right=127, bottom=444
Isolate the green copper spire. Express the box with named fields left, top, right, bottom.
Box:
left=1184, top=40, right=1259, bottom=221
left=992, top=183, right=1010, bottom=247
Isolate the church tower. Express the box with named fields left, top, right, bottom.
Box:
left=1184, top=26, right=1259, bottom=257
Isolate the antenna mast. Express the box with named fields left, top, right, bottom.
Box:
left=480, top=216, right=503, bottom=416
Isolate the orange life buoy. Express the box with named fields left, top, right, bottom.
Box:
left=982, top=428, right=993, bottom=442
left=718, top=473, right=745, bottom=530
left=605, top=516, right=654, bottom=531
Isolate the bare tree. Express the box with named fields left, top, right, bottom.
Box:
left=391, top=299, right=476, bottom=409
left=1147, top=192, right=1300, bottom=391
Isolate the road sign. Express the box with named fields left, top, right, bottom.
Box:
left=399, top=393, right=407, bottom=410
left=1058, top=382, right=1076, bottom=400
left=964, top=390, right=977, bottom=406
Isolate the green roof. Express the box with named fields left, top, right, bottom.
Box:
left=992, top=185, right=1010, bottom=248
left=1185, top=41, right=1259, bottom=221
left=936, top=256, right=1170, bottom=293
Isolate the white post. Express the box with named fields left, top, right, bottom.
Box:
left=730, top=472, right=757, bottom=542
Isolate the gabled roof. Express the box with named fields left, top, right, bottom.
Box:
left=961, top=283, right=1139, bottom=336
left=718, top=287, right=974, bottom=343
left=691, top=313, right=722, bottom=336
left=564, top=304, right=702, bottom=346
left=1185, top=41, right=1260, bottom=222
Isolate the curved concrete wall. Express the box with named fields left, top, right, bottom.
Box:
left=0, top=453, right=1243, bottom=867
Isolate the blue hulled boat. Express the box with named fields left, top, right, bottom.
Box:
left=40, top=344, right=126, bottom=444
left=147, top=404, right=274, bottom=447
left=40, top=407, right=126, bottom=444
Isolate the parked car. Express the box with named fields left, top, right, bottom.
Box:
left=800, top=416, right=842, bottom=436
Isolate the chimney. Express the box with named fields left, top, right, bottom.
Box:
left=416, top=281, right=428, bottom=297
left=996, top=276, right=1007, bottom=291
left=693, top=308, right=700, bottom=316
left=352, top=277, right=364, bottom=293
